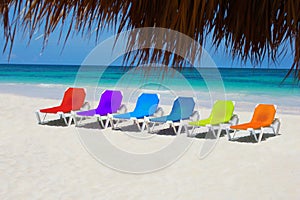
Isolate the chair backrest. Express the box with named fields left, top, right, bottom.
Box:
left=96, top=90, right=123, bottom=115
left=250, top=104, right=276, bottom=125
left=168, top=97, right=195, bottom=120
left=133, top=93, right=159, bottom=116
left=60, top=88, right=86, bottom=110
left=209, top=100, right=234, bottom=124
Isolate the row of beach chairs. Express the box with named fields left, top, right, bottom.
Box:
left=35, top=87, right=281, bottom=143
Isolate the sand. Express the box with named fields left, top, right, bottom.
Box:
left=0, top=93, right=299, bottom=199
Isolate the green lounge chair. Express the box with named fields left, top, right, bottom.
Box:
left=182, top=100, right=238, bottom=138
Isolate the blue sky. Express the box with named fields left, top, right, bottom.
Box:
left=0, top=26, right=294, bottom=69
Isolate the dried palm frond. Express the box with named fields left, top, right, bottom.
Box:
left=0, top=0, right=299, bottom=81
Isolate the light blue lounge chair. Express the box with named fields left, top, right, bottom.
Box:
left=142, top=97, right=198, bottom=134
left=108, top=93, right=161, bottom=130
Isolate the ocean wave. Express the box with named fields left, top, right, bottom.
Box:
left=0, top=82, right=67, bottom=88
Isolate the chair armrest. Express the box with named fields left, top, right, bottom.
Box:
left=271, top=118, right=281, bottom=135
left=95, top=114, right=104, bottom=119
left=154, top=107, right=164, bottom=117
left=107, top=113, right=114, bottom=119
left=81, top=102, right=90, bottom=111
left=229, top=114, right=239, bottom=125
left=190, top=111, right=200, bottom=121
left=144, top=116, right=150, bottom=123
left=118, top=104, right=127, bottom=113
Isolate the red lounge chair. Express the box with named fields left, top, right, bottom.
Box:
left=36, top=87, right=86, bottom=125
left=230, top=104, right=281, bottom=143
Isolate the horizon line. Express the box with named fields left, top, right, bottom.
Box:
left=0, top=63, right=291, bottom=70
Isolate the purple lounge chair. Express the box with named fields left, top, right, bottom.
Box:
left=72, top=90, right=124, bottom=128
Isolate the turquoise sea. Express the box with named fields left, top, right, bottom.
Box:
left=0, top=64, right=299, bottom=93
left=0, top=64, right=299, bottom=114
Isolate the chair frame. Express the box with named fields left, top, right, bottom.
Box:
left=179, top=101, right=238, bottom=138
left=142, top=97, right=199, bottom=135
left=69, top=90, right=125, bottom=128
left=108, top=93, right=162, bottom=131
left=35, top=88, right=88, bottom=126
left=72, top=104, right=127, bottom=128
left=229, top=105, right=281, bottom=143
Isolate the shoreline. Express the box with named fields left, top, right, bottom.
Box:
left=1, top=82, right=299, bottom=115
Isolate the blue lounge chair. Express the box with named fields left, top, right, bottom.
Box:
left=108, top=93, right=161, bottom=130
left=142, top=97, right=198, bottom=134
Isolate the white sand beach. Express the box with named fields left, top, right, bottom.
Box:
left=1, top=1, right=300, bottom=199
left=0, top=92, right=299, bottom=199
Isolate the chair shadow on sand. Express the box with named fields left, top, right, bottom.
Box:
left=194, top=131, right=222, bottom=139
left=194, top=130, right=281, bottom=143
left=77, top=121, right=103, bottom=129
left=42, top=120, right=281, bottom=144
left=77, top=121, right=142, bottom=131
left=39, top=118, right=72, bottom=127
left=106, top=123, right=178, bottom=135
left=113, top=123, right=145, bottom=132
left=75, top=124, right=281, bottom=144
left=230, top=133, right=280, bottom=143
left=154, top=128, right=177, bottom=136
left=40, top=118, right=101, bottom=128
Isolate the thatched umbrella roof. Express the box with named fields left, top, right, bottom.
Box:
left=1, top=0, right=299, bottom=82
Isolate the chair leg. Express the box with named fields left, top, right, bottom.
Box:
left=258, top=128, right=264, bottom=143
left=141, top=121, right=147, bottom=132
left=216, top=127, right=222, bottom=139
left=177, top=124, right=183, bottom=135
left=69, top=111, right=77, bottom=127
left=107, top=114, right=115, bottom=129
left=104, top=117, right=110, bottom=129
left=68, top=115, right=73, bottom=127
left=113, top=119, right=121, bottom=129
left=208, top=126, right=217, bottom=138
left=225, top=128, right=231, bottom=140
left=183, top=125, right=189, bottom=136
left=250, top=129, right=258, bottom=142
left=37, top=112, right=47, bottom=124
left=189, top=126, right=196, bottom=137
left=271, top=119, right=281, bottom=136
left=232, top=130, right=237, bottom=139
left=147, top=123, right=151, bottom=133
left=142, top=121, right=151, bottom=133
left=78, top=116, right=84, bottom=125
left=271, top=127, right=276, bottom=136
left=63, top=115, right=68, bottom=126
left=134, top=119, right=141, bottom=131
left=110, top=118, right=115, bottom=129
left=171, top=123, right=177, bottom=134
left=59, top=113, right=68, bottom=126
left=73, top=115, right=79, bottom=126
left=142, top=117, right=150, bottom=133
left=151, top=122, right=157, bottom=132
left=97, top=117, right=105, bottom=128
left=35, top=111, right=42, bottom=124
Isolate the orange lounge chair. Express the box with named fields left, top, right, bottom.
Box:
left=230, top=104, right=281, bottom=143
left=36, top=87, right=87, bottom=125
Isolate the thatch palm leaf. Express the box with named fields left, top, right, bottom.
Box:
left=0, top=0, right=299, bottom=81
